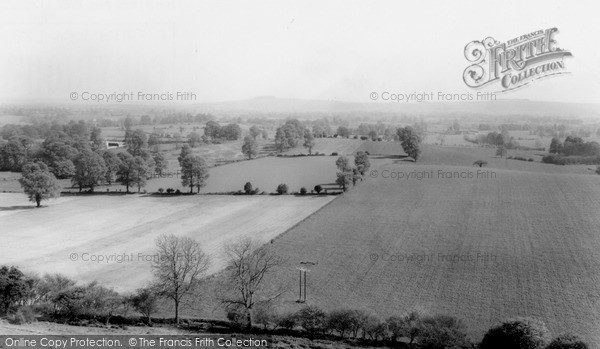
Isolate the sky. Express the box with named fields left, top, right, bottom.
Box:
left=0, top=0, right=599, bottom=104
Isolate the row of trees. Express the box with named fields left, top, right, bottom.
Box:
left=549, top=136, right=600, bottom=157
left=335, top=152, right=370, bottom=191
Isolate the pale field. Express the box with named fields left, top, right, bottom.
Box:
left=244, top=146, right=600, bottom=346
left=0, top=193, right=334, bottom=293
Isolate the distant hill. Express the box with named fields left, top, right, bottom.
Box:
left=192, top=97, right=600, bottom=119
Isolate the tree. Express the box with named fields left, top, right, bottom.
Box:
left=152, top=234, right=210, bottom=325
left=130, top=286, right=160, bottom=325
left=0, top=139, right=28, bottom=171
left=354, top=151, right=370, bottom=175
left=249, top=126, right=261, bottom=140
left=242, top=136, right=259, bottom=159
left=125, top=129, right=148, bottom=157
left=102, top=151, right=121, bottom=185
left=19, top=162, right=61, bottom=207
left=336, top=171, right=352, bottom=191
left=336, top=156, right=351, bottom=172
left=148, top=132, right=161, bottom=151
left=303, top=131, right=315, bottom=155
left=336, top=126, right=351, bottom=138
left=296, top=306, right=327, bottom=334
left=204, top=121, right=221, bottom=139
left=327, top=309, right=355, bottom=338
left=72, top=149, right=107, bottom=192
left=188, top=132, right=202, bottom=148
left=0, top=265, right=33, bottom=315
left=90, top=127, right=105, bottom=151
left=132, top=156, right=149, bottom=192
left=116, top=153, right=147, bottom=193
left=153, top=152, right=168, bottom=176
left=496, top=146, right=507, bottom=158
left=180, top=154, right=209, bottom=193
left=221, top=123, right=242, bottom=140
left=276, top=183, right=288, bottom=195
left=314, top=185, right=323, bottom=194
left=397, top=126, right=422, bottom=161
left=244, top=182, right=254, bottom=194
left=473, top=160, right=488, bottom=167
left=219, top=238, right=285, bottom=330
left=546, top=334, right=589, bottom=349
left=177, top=144, right=193, bottom=166
left=418, top=315, right=470, bottom=349
left=368, top=130, right=377, bottom=141
left=480, top=317, right=551, bottom=349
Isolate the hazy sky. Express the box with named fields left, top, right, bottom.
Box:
left=1, top=0, right=599, bottom=104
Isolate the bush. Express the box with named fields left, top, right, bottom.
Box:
left=331, top=152, right=338, bottom=156
left=276, top=312, right=297, bottom=330
left=8, top=306, right=36, bottom=324
left=157, top=188, right=164, bottom=194
left=300, top=187, right=307, bottom=195
left=326, top=309, right=359, bottom=338
left=175, top=189, right=181, bottom=195
left=253, top=303, right=277, bottom=330
left=528, top=158, right=534, bottom=162
left=546, top=334, right=589, bottom=349
left=314, top=185, right=323, bottom=194
left=419, top=315, right=471, bottom=349
left=296, top=306, right=327, bottom=334
left=480, top=317, right=550, bottom=349
left=226, top=306, right=247, bottom=330
left=276, top=183, right=289, bottom=195
left=244, top=182, right=254, bottom=195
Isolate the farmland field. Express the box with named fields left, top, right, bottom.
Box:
left=0, top=193, right=335, bottom=292
left=283, top=138, right=364, bottom=155
left=198, top=145, right=600, bottom=345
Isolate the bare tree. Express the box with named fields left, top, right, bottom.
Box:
left=152, top=234, right=211, bottom=324
left=219, top=238, right=286, bottom=330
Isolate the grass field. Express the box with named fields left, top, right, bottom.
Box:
left=0, top=193, right=335, bottom=293
left=283, top=138, right=364, bottom=156
left=191, top=145, right=600, bottom=346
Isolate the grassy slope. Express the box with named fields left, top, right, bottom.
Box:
left=0, top=194, right=335, bottom=293
left=247, top=145, right=600, bottom=346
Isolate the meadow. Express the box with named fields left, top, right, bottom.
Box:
left=0, top=193, right=335, bottom=292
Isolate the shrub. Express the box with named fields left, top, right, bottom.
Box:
left=276, top=183, right=289, bottom=195
left=244, top=182, right=254, bottom=195
left=480, top=317, right=550, bottom=349
left=253, top=303, right=277, bottom=330
left=331, top=152, right=338, bottom=156
left=226, top=306, right=247, bottom=330
left=528, top=158, right=534, bottom=162
left=362, top=314, right=386, bottom=341
left=314, top=185, right=323, bottom=194
left=327, top=309, right=357, bottom=338
left=296, top=306, right=327, bottom=334
left=175, top=189, right=181, bottom=195
left=277, top=312, right=297, bottom=330
left=419, top=315, right=471, bottom=349
left=157, top=188, right=164, bottom=194
left=546, top=334, right=589, bottom=349
left=300, top=187, right=307, bottom=195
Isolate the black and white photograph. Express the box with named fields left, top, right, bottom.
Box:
left=1, top=1, right=599, bottom=348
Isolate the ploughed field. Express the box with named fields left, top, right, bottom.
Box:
left=252, top=145, right=600, bottom=346
left=0, top=193, right=335, bottom=292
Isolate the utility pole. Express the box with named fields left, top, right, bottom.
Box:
left=296, top=261, right=317, bottom=303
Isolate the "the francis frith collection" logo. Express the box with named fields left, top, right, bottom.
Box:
left=463, top=28, right=572, bottom=91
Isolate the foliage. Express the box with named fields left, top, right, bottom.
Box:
left=19, top=162, right=61, bottom=207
